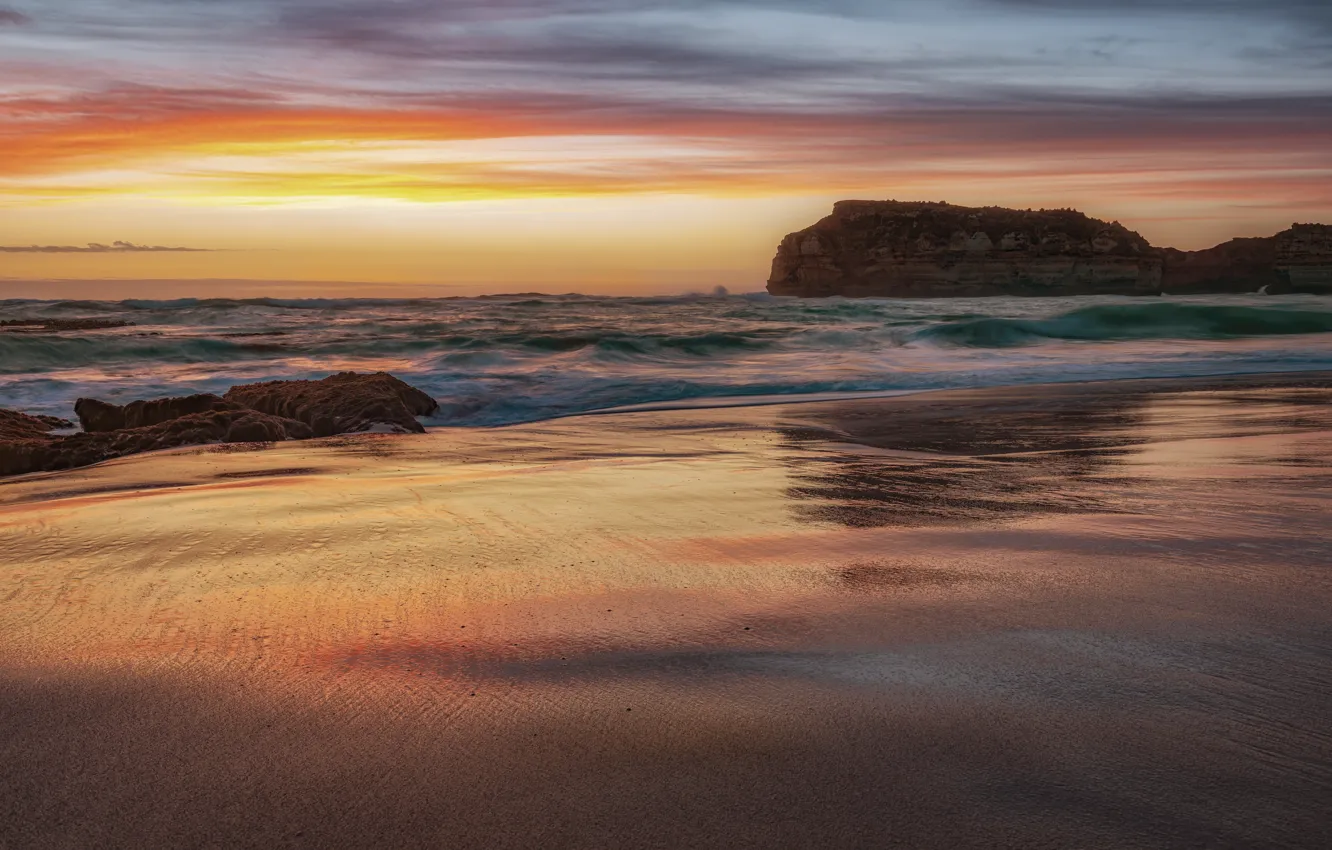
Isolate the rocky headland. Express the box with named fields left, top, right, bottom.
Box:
left=767, top=200, right=1332, bottom=298
left=0, top=372, right=439, bottom=477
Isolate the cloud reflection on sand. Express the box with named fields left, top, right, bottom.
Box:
left=1, top=375, right=1331, bottom=846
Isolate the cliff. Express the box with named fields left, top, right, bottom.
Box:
left=1276, top=224, right=1332, bottom=291
left=767, top=201, right=1332, bottom=298
left=1157, top=238, right=1281, bottom=294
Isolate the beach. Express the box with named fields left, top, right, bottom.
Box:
left=2, top=371, right=1330, bottom=848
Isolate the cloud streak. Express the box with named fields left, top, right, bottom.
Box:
left=0, top=0, right=1327, bottom=220
left=0, top=241, right=212, bottom=253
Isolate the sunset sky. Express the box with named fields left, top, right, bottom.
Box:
left=1, top=0, right=1330, bottom=296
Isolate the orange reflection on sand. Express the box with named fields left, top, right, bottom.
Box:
left=0, top=423, right=808, bottom=674
left=1127, top=390, right=1332, bottom=478
left=3, top=381, right=1331, bottom=688
left=4, top=379, right=1332, bottom=848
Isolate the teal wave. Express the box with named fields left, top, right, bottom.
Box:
left=917, top=303, right=1332, bottom=347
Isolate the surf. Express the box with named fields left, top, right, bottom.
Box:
left=4, top=293, right=1332, bottom=426
left=915, top=303, right=1332, bottom=347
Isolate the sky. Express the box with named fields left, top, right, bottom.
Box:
left=1, top=0, right=1330, bottom=296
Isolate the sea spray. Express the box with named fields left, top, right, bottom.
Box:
left=3, top=293, right=1332, bottom=425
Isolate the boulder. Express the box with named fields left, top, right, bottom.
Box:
left=71, top=398, right=125, bottom=432
left=223, top=372, right=440, bottom=437
left=1, top=372, right=437, bottom=477
left=0, top=409, right=312, bottom=477
left=224, top=411, right=307, bottom=443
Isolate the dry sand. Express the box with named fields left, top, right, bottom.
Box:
left=2, top=373, right=1331, bottom=848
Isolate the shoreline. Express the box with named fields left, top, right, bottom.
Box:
left=553, top=365, right=1332, bottom=422
left=4, top=368, right=1330, bottom=485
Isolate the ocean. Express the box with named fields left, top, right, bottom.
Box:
left=3, top=292, right=1332, bottom=425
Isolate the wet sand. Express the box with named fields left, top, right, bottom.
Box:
left=2, top=373, right=1331, bottom=848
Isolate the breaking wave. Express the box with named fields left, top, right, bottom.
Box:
left=3, top=293, right=1331, bottom=425
left=917, top=303, right=1332, bottom=347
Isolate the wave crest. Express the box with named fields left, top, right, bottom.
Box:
left=917, top=303, right=1332, bottom=347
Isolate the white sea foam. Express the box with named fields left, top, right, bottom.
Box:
left=2, top=293, right=1331, bottom=424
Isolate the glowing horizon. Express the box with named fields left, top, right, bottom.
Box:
left=2, top=1, right=1329, bottom=296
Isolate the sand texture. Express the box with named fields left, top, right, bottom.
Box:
left=2, top=373, right=1331, bottom=848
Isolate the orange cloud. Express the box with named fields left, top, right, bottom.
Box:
left=0, top=96, right=536, bottom=178
left=1, top=83, right=1329, bottom=222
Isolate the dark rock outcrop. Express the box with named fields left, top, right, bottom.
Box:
left=1158, top=238, right=1282, bottom=294
left=767, top=201, right=1332, bottom=298
left=75, top=393, right=250, bottom=432
left=1, top=372, right=438, bottom=477
left=0, top=409, right=313, bottom=478
left=223, top=372, right=440, bottom=437
left=0, top=409, right=73, bottom=442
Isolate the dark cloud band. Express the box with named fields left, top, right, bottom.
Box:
left=0, top=0, right=1328, bottom=210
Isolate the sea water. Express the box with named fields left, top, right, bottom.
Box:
left=3, top=292, right=1332, bottom=425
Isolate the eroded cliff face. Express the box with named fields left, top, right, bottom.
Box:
left=1277, top=224, right=1332, bottom=291
left=768, top=201, right=1161, bottom=298
left=767, top=201, right=1331, bottom=297
left=1157, top=238, right=1280, bottom=294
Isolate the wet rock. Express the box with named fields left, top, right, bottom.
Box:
left=223, top=411, right=309, bottom=443
left=1, top=412, right=70, bottom=439
left=2, top=372, right=435, bottom=477
left=0, top=409, right=73, bottom=442
left=223, top=372, right=440, bottom=437
left=76, top=393, right=247, bottom=433
left=70, top=398, right=125, bottom=432
left=0, top=409, right=312, bottom=477
left=1, top=373, right=435, bottom=477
